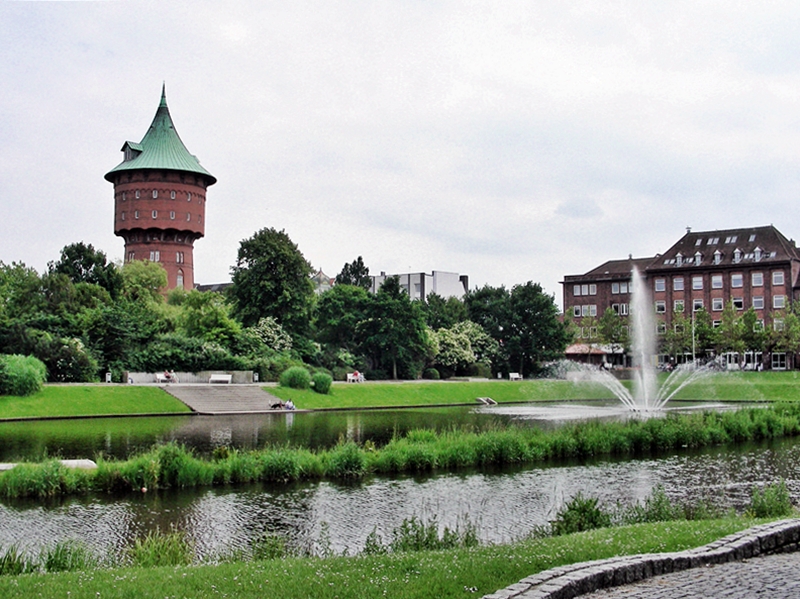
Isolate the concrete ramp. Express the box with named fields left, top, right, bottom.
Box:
left=162, top=385, right=285, bottom=415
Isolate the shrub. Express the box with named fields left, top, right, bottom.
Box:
left=311, top=372, right=332, bottom=394
left=0, top=354, right=47, bottom=396
left=749, top=480, right=793, bottom=518
left=551, top=493, right=612, bottom=536
left=41, top=540, right=96, bottom=572
left=252, top=533, right=287, bottom=560
left=423, top=368, right=440, bottom=380
left=279, top=366, right=311, bottom=389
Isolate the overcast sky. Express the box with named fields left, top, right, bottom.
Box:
left=3, top=1, right=800, bottom=308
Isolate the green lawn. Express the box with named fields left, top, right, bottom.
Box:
left=268, top=379, right=614, bottom=408
left=270, top=370, right=800, bottom=409
left=0, top=386, right=191, bottom=420
left=0, top=518, right=764, bottom=599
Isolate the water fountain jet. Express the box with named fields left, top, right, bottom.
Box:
left=565, top=267, right=713, bottom=411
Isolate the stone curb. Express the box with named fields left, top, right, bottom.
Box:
left=482, top=519, right=800, bottom=599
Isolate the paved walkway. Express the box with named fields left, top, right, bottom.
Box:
left=483, top=520, right=800, bottom=599
left=584, top=552, right=800, bottom=598
left=161, top=384, right=286, bottom=414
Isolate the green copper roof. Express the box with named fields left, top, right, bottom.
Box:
left=105, top=85, right=216, bottom=184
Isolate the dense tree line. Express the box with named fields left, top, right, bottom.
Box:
left=0, top=230, right=569, bottom=383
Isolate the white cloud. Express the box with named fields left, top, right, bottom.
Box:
left=3, top=1, right=800, bottom=308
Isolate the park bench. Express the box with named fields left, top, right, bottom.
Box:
left=509, top=373, right=523, bottom=381
left=209, top=374, right=233, bottom=384
left=156, top=373, right=177, bottom=383
left=346, top=372, right=365, bottom=383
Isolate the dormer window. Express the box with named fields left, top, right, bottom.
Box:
left=676, top=253, right=683, bottom=266
left=749, top=234, right=757, bottom=242
left=725, top=235, right=737, bottom=244
left=713, top=250, right=722, bottom=265
left=694, top=251, right=702, bottom=266
left=733, top=249, right=742, bottom=263
left=754, top=247, right=762, bottom=261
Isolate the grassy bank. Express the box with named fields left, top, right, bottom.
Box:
left=0, top=386, right=191, bottom=420
left=272, top=371, right=800, bottom=409
left=270, top=378, right=616, bottom=408
left=0, top=518, right=766, bottom=599
left=3, top=403, right=799, bottom=498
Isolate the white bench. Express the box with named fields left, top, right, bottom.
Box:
left=209, top=374, right=232, bottom=384
left=509, top=373, right=523, bottom=381
left=156, top=373, right=177, bottom=383
left=346, top=372, right=365, bottom=383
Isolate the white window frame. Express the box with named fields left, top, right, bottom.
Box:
left=712, top=297, right=724, bottom=311
left=655, top=279, right=665, bottom=292
left=674, top=299, right=685, bottom=313
left=731, top=273, right=743, bottom=288
left=774, top=295, right=786, bottom=309
left=711, top=275, right=723, bottom=289
left=692, top=276, right=703, bottom=290
left=693, top=298, right=704, bottom=312
left=752, top=272, right=764, bottom=287
left=655, top=300, right=666, bottom=313
left=773, top=271, right=785, bottom=286
left=673, top=277, right=684, bottom=291
left=732, top=297, right=744, bottom=310
left=753, top=296, right=764, bottom=310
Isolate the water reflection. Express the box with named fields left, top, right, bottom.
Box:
left=1, top=437, right=798, bottom=559
left=0, top=400, right=733, bottom=461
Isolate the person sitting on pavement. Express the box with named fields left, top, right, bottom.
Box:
left=285, top=399, right=296, bottom=410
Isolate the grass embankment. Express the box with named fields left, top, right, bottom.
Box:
left=275, top=371, right=800, bottom=409
left=0, top=518, right=767, bottom=599
left=0, top=386, right=191, bottom=420
left=270, top=379, right=615, bottom=408
left=3, top=403, right=799, bottom=499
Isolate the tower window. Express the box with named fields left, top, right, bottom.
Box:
left=152, top=210, right=157, bottom=219
left=127, top=251, right=135, bottom=262
left=187, top=192, right=192, bottom=202
left=152, top=190, right=158, bottom=199
left=187, top=213, right=191, bottom=221
left=170, top=211, right=175, bottom=220
left=135, top=190, right=141, bottom=199
left=176, top=269, right=184, bottom=289
left=150, top=250, right=160, bottom=262
left=122, top=192, right=126, bottom=201
left=176, top=251, right=185, bottom=264
left=121, top=211, right=126, bottom=221
left=134, top=210, right=139, bottom=219
left=170, top=191, right=176, bottom=199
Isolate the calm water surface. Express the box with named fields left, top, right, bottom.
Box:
left=0, top=405, right=794, bottom=560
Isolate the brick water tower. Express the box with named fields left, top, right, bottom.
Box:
left=105, top=85, right=216, bottom=290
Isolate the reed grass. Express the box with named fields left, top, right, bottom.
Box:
left=2, top=404, right=800, bottom=498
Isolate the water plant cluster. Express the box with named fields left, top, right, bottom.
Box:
left=1, top=404, right=799, bottom=499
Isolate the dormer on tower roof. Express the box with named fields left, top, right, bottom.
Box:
left=105, top=84, right=216, bottom=185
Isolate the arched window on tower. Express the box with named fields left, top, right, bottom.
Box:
left=176, top=269, right=184, bottom=289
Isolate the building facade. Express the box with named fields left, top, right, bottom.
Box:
left=562, top=226, right=800, bottom=368
left=369, top=270, right=469, bottom=301
left=105, top=86, right=216, bottom=290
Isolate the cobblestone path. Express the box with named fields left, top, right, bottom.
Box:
left=582, top=552, right=800, bottom=598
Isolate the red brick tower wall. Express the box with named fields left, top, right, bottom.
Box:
left=110, top=170, right=209, bottom=290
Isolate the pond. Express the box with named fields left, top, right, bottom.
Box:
left=0, top=400, right=733, bottom=462
left=0, top=425, right=796, bottom=561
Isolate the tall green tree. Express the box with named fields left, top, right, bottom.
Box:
left=358, top=276, right=432, bottom=379
left=505, top=282, right=571, bottom=375
left=335, top=256, right=371, bottom=290
left=314, top=284, right=372, bottom=351
left=228, top=228, right=314, bottom=335
left=422, top=292, right=467, bottom=329
left=48, top=242, right=123, bottom=299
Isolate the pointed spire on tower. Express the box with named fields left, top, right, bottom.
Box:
left=160, top=81, right=167, bottom=107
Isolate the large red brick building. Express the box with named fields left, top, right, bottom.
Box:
left=105, top=85, right=216, bottom=290
left=562, top=225, right=800, bottom=369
